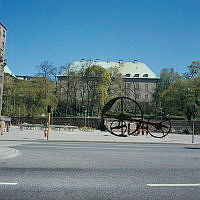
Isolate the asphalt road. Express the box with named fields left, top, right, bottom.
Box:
left=0, top=142, right=200, bottom=200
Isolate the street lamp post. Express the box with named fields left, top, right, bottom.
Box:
left=18, top=107, right=21, bottom=125
left=160, top=107, right=163, bottom=120
left=51, top=109, right=54, bottom=125
left=13, top=97, right=16, bottom=116
left=160, top=102, right=163, bottom=120
left=84, top=110, right=87, bottom=127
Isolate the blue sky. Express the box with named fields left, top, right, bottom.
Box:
left=0, top=0, right=200, bottom=76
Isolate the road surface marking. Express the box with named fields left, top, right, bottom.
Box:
left=0, top=182, right=17, bottom=185
left=147, top=184, right=200, bottom=187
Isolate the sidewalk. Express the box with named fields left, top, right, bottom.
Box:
left=0, top=126, right=199, bottom=145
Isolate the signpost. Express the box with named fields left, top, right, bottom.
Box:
left=84, top=110, right=87, bottom=127
left=47, top=105, right=51, bottom=140
left=192, top=121, right=194, bottom=143
left=191, top=105, right=195, bottom=143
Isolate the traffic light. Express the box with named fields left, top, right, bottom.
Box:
left=47, top=105, right=51, bottom=113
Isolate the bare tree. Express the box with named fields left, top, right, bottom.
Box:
left=36, top=61, right=56, bottom=80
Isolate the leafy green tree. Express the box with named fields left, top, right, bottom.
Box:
left=184, top=60, right=200, bottom=79
left=2, top=75, right=58, bottom=118
left=191, top=77, right=200, bottom=105
left=84, top=65, right=111, bottom=116
left=29, top=77, right=58, bottom=117
left=58, top=65, right=112, bottom=116
left=2, top=73, right=17, bottom=116
left=152, top=63, right=200, bottom=119
left=153, top=68, right=179, bottom=114
left=107, top=66, right=123, bottom=98
left=184, top=61, right=200, bottom=107
left=159, top=68, right=179, bottom=90
left=160, top=78, right=192, bottom=117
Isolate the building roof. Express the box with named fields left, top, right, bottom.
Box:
left=0, top=23, right=7, bottom=30
left=64, top=60, right=159, bottom=79
left=4, top=65, right=16, bottom=77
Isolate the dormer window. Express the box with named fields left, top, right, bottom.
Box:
left=3, top=30, right=5, bottom=38
left=143, top=74, right=148, bottom=77
left=125, top=73, right=131, bottom=77
left=134, top=74, right=139, bottom=78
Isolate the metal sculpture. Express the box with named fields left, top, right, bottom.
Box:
left=100, top=97, right=171, bottom=138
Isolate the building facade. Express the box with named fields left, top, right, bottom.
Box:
left=61, top=60, right=159, bottom=103
left=0, top=23, right=7, bottom=115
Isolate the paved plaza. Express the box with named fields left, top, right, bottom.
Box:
left=0, top=126, right=199, bottom=145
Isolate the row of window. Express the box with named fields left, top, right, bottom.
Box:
left=126, top=83, right=149, bottom=91
left=135, top=94, right=149, bottom=99
left=125, top=73, right=148, bottom=78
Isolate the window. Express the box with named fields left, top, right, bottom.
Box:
left=143, top=74, right=148, bottom=77
left=0, top=55, right=3, bottom=62
left=145, top=94, right=148, bottom=99
left=145, top=84, right=148, bottom=91
left=135, top=83, right=139, bottom=90
left=134, top=74, right=139, bottom=78
left=0, top=76, right=2, bottom=83
left=80, top=81, right=83, bottom=88
left=125, top=73, right=131, bottom=77
left=135, top=94, right=140, bottom=99
left=2, top=42, right=4, bottom=49
left=3, top=30, right=5, bottom=37
left=126, top=82, right=131, bottom=88
left=0, top=50, right=3, bottom=62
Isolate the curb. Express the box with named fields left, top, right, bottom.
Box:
left=0, top=139, right=199, bottom=145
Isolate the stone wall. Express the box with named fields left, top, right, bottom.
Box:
left=171, top=120, right=200, bottom=135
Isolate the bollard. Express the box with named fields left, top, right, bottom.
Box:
left=44, top=129, right=48, bottom=137
left=6, top=124, right=9, bottom=132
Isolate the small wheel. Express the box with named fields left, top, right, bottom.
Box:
left=110, top=120, right=127, bottom=137
left=147, top=119, right=171, bottom=138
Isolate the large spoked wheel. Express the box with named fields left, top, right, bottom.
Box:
left=147, top=119, right=171, bottom=138
left=101, top=97, right=143, bottom=137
